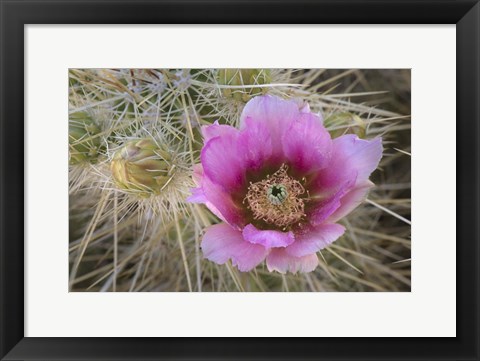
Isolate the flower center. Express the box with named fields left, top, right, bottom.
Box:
left=245, top=165, right=306, bottom=230
left=267, top=184, right=288, bottom=205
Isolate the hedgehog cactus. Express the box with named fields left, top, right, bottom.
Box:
left=68, top=111, right=102, bottom=165
left=217, top=69, right=271, bottom=102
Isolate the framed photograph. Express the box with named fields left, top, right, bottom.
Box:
left=1, top=0, right=478, bottom=360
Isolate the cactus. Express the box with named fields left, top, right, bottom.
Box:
left=217, top=69, right=271, bottom=102
left=69, top=111, right=102, bottom=165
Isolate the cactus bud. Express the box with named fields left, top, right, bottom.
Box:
left=324, top=112, right=367, bottom=138
left=110, top=139, right=172, bottom=196
left=217, top=69, right=271, bottom=102
left=69, top=112, right=102, bottom=165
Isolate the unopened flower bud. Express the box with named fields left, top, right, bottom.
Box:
left=110, top=138, right=172, bottom=196
left=325, top=112, right=367, bottom=138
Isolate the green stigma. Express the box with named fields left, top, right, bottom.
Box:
left=267, top=184, right=288, bottom=205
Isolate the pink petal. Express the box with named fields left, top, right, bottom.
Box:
left=286, top=224, right=345, bottom=257
left=200, top=132, right=246, bottom=191
left=266, top=249, right=319, bottom=274
left=308, top=178, right=355, bottom=226
left=201, top=121, right=237, bottom=143
left=240, top=95, right=299, bottom=130
left=327, top=181, right=373, bottom=223
left=308, top=135, right=381, bottom=225
left=201, top=176, right=245, bottom=228
left=192, top=164, right=204, bottom=185
left=202, top=223, right=268, bottom=272
left=282, top=112, right=332, bottom=174
left=238, top=117, right=273, bottom=171
left=293, top=98, right=312, bottom=113
left=336, top=135, right=382, bottom=184
left=314, top=135, right=382, bottom=192
left=188, top=187, right=236, bottom=226
left=187, top=163, right=245, bottom=228
left=242, top=223, right=295, bottom=249
left=186, top=187, right=207, bottom=203
left=239, top=95, right=300, bottom=158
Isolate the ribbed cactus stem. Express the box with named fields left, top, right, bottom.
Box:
left=217, top=69, right=271, bottom=102
left=69, top=111, right=102, bottom=165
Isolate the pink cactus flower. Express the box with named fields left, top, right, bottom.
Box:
left=188, top=95, right=382, bottom=273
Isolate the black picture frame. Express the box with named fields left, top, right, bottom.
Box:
left=1, top=1, right=478, bottom=360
